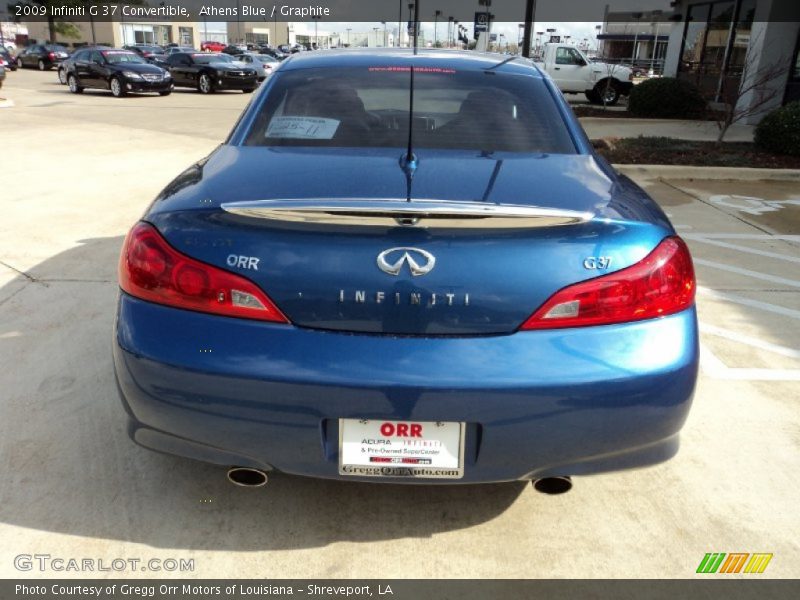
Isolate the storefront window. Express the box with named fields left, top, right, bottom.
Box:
left=727, top=0, right=755, bottom=76
left=179, top=27, right=194, bottom=47
left=678, top=0, right=757, bottom=100
left=680, top=3, right=711, bottom=74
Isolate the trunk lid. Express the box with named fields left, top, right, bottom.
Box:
left=147, top=147, right=672, bottom=335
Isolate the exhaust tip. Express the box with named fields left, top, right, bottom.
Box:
left=532, top=476, right=572, bottom=495
left=227, top=467, right=268, bottom=488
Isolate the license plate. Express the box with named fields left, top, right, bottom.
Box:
left=339, top=419, right=464, bottom=479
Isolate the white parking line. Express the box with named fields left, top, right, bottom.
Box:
left=686, top=237, right=800, bottom=264
left=685, top=234, right=800, bottom=241
left=698, top=287, right=800, bottom=320
left=700, top=344, right=800, bottom=381
left=700, top=323, right=800, bottom=359
left=694, top=259, right=800, bottom=289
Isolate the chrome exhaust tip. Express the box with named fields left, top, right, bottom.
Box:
left=227, top=467, right=268, bottom=488
left=532, top=476, right=572, bottom=495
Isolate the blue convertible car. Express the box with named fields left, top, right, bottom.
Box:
left=113, top=49, right=698, bottom=491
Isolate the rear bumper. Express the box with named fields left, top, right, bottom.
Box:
left=113, top=293, right=699, bottom=484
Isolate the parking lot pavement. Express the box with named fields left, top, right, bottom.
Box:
left=1, top=70, right=799, bottom=579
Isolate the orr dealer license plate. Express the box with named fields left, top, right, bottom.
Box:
left=339, top=419, right=465, bottom=479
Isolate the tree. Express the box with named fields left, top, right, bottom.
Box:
left=714, top=32, right=791, bottom=143
left=9, top=1, right=83, bottom=41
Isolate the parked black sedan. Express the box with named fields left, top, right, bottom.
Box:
left=65, top=48, right=172, bottom=97
left=16, top=44, right=69, bottom=70
left=57, top=45, right=111, bottom=84
left=166, top=52, right=257, bottom=94
left=123, top=44, right=168, bottom=66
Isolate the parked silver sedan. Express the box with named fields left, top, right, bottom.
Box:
left=238, top=52, right=279, bottom=82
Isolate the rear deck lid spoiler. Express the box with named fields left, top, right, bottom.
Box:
left=220, top=199, right=593, bottom=228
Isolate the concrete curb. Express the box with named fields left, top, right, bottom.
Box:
left=612, top=164, right=800, bottom=181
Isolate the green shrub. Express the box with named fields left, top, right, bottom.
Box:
left=628, top=78, right=707, bottom=119
left=754, top=101, right=800, bottom=156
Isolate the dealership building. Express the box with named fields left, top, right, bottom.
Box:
left=663, top=0, right=799, bottom=120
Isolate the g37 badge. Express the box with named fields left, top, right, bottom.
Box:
left=583, top=256, right=613, bottom=269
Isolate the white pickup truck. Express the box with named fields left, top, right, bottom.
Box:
left=534, top=44, right=634, bottom=106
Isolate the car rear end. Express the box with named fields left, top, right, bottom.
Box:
left=45, top=45, right=68, bottom=69
left=113, top=51, right=698, bottom=484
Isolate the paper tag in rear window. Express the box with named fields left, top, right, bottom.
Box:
left=266, top=116, right=340, bottom=140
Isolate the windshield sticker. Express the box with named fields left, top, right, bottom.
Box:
left=266, top=116, right=340, bottom=140
left=368, top=66, right=456, bottom=74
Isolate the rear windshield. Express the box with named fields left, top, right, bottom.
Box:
left=243, top=66, right=576, bottom=154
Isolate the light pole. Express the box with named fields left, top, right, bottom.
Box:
left=595, top=24, right=602, bottom=55
left=382, top=21, right=388, bottom=47
left=434, top=10, right=441, bottom=47
left=447, top=17, right=453, bottom=49
left=398, top=0, right=403, bottom=47
left=408, top=2, right=416, bottom=49
left=346, top=28, right=351, bottom=47
left=631, top=12, right=643, bottom=68
left=650, top=10, right=663, bottom=75
left=312, top=15, right=320, bottom=50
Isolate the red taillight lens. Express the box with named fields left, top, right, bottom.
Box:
left=119, top=222, right=289, bottom=323
left=520, top=237, right=695, bottom=330
left=48, top=52, right=55, bottom=59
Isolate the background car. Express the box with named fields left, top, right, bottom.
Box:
left=201, top=41, right=226, bottom=52
left=16, top=44, right=69, bottom=70
left=166, top=52, right=257, bottom=94
left=238, top=53, right=279, bottom=81
left=165, top=46, right=196, bottom=55
left=65, top=48, right=172, bottom=97
left=0, top=64, right=5, bottom=90
left=124, top=44, right=169, bottom=68
left=57, top=45, right=111, bottom=84
left=258, top=46, right=287, bottom=61
left=114, top=49, right=698, bottom=488
left=221, top=44, right=246, bottom=57
left=0, top=48, right=17, bottom=72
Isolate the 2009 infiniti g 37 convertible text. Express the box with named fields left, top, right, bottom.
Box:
left=113, top=49, right=698, bottom=488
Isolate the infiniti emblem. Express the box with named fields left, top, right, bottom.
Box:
left=376, top=247, right=436, bottom=277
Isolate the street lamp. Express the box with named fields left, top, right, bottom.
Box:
left=373, top=27, right=380, bottom=47
left=408, top=2, right=416, bottom=49
left=650, top=10, right=664, bottom=75
left=382, top=21, right=388, bottom=47
left=447, top=17, right=453, bottom=49
left=434, top=10, right=441, bottom=47
left=631, top=12, right=643, bottom=68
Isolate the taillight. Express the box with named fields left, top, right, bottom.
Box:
left=48, top=52, right=55, bottom=60
left=118, top=222, right=289, bottom=323
left=520, top=237, right=695, bottom=330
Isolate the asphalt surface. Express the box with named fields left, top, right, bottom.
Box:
left=1, top=69, right=799, bottom=579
